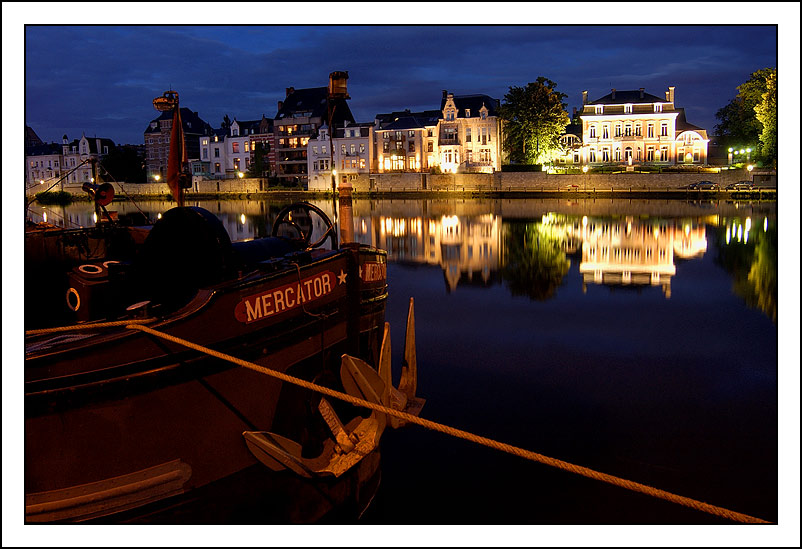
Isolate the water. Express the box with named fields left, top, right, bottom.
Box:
left=25, top=197, right=780, bottom=528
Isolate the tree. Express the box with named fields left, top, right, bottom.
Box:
left=714, top=68, right=775, bottom=147
left=754, top=69, right=777, bottom=167
left=100, top=145, right=145, bottom=183
left=498, top=77, right=570, bottom=165
left=247, top=142, right=270, bottom=178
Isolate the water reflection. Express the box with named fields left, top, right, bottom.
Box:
left=714, top=215, right=777, bottom=322
left=26, top=198, right=777, bottom=320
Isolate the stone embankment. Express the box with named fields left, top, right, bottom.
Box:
left=30, top=169, right=776, bottom=199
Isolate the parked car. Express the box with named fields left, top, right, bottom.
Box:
left=725, top=181, right=755, bottom=191
left=685, top=181, right=719, bottom=190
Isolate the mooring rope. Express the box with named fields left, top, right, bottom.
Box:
left=25, top=318, right=155, bottom=337
left=124, top=323, right=769, bottom=524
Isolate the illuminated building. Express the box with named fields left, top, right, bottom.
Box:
left=274, top=85, right=354, bottom=188
left=307, top=121, right=373, bottom=191
left=373, top=110, right=440, bottom=173
left=576, top=87, right=709, bottom=167
left=144, top=108, right=212, bottom=180
left=438, top=91, right=503, bottom=173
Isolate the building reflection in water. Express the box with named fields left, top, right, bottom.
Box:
left=352, top=212, right=500, bottom=292
left=350, top=210, right=709, bottom=299
left=566, top=214, right=707, bottom=298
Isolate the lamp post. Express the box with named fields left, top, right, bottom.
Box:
left=747, top=164, right=754, bottom=184
left=582, top=165, right=589, bottom=192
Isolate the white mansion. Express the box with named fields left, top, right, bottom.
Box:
left=557, top=86, right=709, bottom=167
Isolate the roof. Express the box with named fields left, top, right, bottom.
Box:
left=144, top=107, right=212, bottom=135
left=275, top=86, right=355, bottom=126
left=588, top=89, right=665, bottom=105
left=26, top=142, right=62, bottom=156
left=440, top=93, right=500, bottom=118
left=674, top=108, right=706, bottom=133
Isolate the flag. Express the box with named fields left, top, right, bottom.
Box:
left=166, top=107, right=187, bottom=206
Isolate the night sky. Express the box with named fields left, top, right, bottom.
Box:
left=20, top=20, right=780, bottom=147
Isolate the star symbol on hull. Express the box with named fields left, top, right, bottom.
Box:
left=338, top=270, right=347, bottom=285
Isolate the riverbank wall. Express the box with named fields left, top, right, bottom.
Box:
left=29, top=169, right=776, bottom=199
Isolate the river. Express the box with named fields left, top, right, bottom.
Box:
left=25, top=196, right=781, bottom=530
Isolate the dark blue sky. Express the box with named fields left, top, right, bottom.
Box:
left=21, top=23, right=780, bottom=146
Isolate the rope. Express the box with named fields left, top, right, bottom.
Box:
left=127, top=323, right=769, bottom=524
left=25, top=318, right=155, bottom=337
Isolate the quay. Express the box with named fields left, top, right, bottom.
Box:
left=27, top=169, right=777, bottom=202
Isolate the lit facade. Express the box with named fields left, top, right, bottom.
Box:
left=307, top=122, right=373, bottom=191
left=274, top=85, right=354, bottom=187
left=577, top=87, right=709, bottom=167
left=27, top=133, right=116, bottom=188
left=144, top=108, right=211, bottom=179
left=437, top=91, right=503, bottom=173
left=374, top=110, right=439, bottom=173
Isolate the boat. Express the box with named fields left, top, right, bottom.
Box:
left=23, top=89, right=424, bottom=524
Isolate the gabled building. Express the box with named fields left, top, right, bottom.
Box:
left=437, top=91, right=503, bottom=173
left=144, top=108, right=212, bottom=180
left=577, top=87, right=709, bottom=167
left=26, top=142, right=63, bottom=189
left=274, top=83, right=354, bottom=187
left=374, top=110, right=440, bottom=173
left=307, top=121, right=373, bottom=191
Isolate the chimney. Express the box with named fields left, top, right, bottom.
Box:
left=582, top=91, right=588, bottom=105
left=611, top=88, right=616, bottom=100
left=442, top=89, right=448, bottom=99
left=668, top=86, right=675, bottom=103
left=639, top=88, right=644, bottom=99
left=277, top=100, right=283, bottom=112
left=285, top=87, right=294, bottom=97
left=572, top=107, right=577, bottom=118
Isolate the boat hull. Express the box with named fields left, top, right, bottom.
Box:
left=25, top=244, right=389, bottom=523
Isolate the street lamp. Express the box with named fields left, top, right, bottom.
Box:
left=154, top=174, right=161, bottom=182
left=582, top=165, right=589, bottom=191
left=747, top=164, right=754, bottom=183
left=237, top=171, right=244, bottom=179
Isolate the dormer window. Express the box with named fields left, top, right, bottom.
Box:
left=595, top=105, right=603, bottom=114
left=465, top=109, right=471, bottom=117
left=654, top=103, right=663, bottom=113
left=624, top=104, right=632, bottom=114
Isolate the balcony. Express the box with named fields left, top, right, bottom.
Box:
left=439, top=137, right=460, bottom=145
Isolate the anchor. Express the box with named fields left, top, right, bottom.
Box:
left=243, top=297, right=424, bottom=478
left=243, top=398, right=380, bottom=479
left=340, top=297, right=426, bottom=429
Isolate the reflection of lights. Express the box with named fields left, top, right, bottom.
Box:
left=684, top=224, right=690, bottom=236
left=764, top=217, right=768, bottom=232
left=654, top=228, right=660, bottom=239
left=441, top=215, right=459, bottom=231
left=385, top=218, right=393, bottom=233
left=726, top=227, right=731, bottom=244
left=93, top=212, right=98, bottom=223
left=240, top=213, right=246, bottom=225
left=43, top=212, right=47, bottom=223
left=429, top=220, right=436, bottom=233
left=737, top=224, right=742, bottom=242
left=582, top=216, right=588, bottom=227
left=627, top=221, right=632, bottom=235
left=744, top=229, right=749, bottom=244
left=745, top=217, right=751, bottom=232
left=361, top=220, right=367, bottom=233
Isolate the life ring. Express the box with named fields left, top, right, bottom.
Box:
left=77, top=264, right=104, bottom=276
left=66, top=287, right=81, bottom=311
